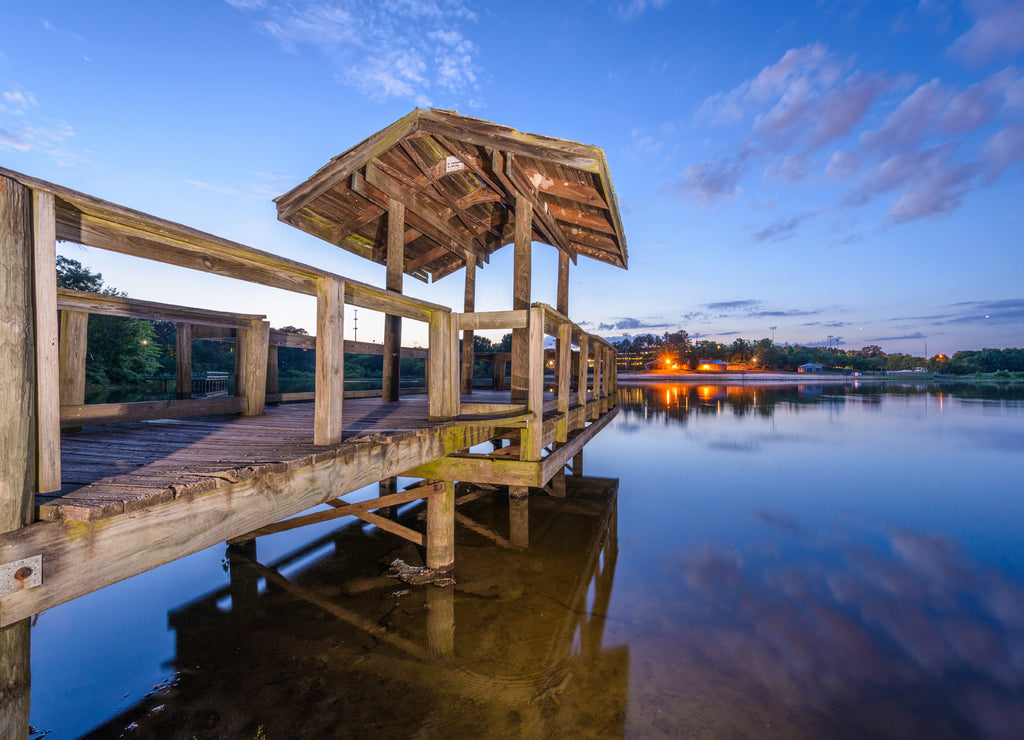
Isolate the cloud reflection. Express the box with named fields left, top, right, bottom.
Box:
left=647, top=524, right=1024, bottom=736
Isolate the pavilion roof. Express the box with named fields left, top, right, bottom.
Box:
left=274, top=108, right=628, bottom=283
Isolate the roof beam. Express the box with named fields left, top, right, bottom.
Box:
left=406, top=244, right=450, bottom=274
left=362, top=164, right=488, bottom=265
left=398, top=139, right=503, bottom=250
left=518, top=170, right=609, bottom=209
left=490, top=150, right=576, bottom=262
left=350, top=171, right=481, bottom=267
left=545, top=201, right=616, bottom=235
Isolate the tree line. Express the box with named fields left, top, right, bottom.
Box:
left=611, top=330, right=1024, bottom=375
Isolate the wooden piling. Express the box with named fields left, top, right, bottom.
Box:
left=460, top=253, right=476, bottom=395
left=509, top=494, right=529, bottom=549
left=315, top=277, right=345, bottom=445
left=0, top=174, right=34, bottom=740
left=382, top=199, right=404, bottom=402
left=265, top=344, right=279, bottom=404
left=426, top=480, right=455, bottom=571
left=176, top=323, right=192, bottom=399
left=510, top=196, right=532, bottom=402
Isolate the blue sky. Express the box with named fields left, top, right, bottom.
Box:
left=2, top=0, right=1022, bottom=355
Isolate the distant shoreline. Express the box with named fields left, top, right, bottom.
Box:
left=617, top=372, right=885, bottom=384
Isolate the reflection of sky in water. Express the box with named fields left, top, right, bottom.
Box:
left=26, top=381, right=1024, bottom=738
left=589, top=382, right=1024, bottom=737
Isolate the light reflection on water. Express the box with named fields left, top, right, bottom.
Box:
left=27, top=381, right=1024, bottom=738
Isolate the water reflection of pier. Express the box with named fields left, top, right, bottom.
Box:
left=85, top=476, right=625, bottom=738
left=617, top=381, right=863, bottom=425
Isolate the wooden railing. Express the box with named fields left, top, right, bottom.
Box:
left=456, top=304, right=618, bottom=462
left=5, top=167, right=616, bottom=497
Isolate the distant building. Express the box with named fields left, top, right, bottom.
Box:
left=798, top=362, right=823, bottom=373
left=696, top=359, right=728, bottom=372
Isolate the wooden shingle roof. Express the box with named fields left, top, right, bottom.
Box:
left=274, top=109, right=628, bottom=283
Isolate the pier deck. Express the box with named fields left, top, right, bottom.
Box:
left=46, top=392, right=577, bottom=522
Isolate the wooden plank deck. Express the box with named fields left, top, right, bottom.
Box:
left=42, top=388, right=597, bottom=522
left=43, top=395, right=483, bottom=521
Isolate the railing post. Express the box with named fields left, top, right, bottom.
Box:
left=521, top=306, right=545, bottom=462
left=556, top=322, right=571, bottom=444
left=591, top=343, right=603, bottom=421
left=428, top=310, right=458, bottom=420
left=59, top=310, right=87, bottom=409
left=0, top=173, right=34, bottom=737
left=315, top=278, right=345, bottom=445
left=241, top=319, right=270, bottom=416
left=606, top=347, right=614, bottom=407
left=175, top=323, right=192, bottom=400
left=265, top=344, right=279, bottom=404
left=577, top=334, right=589, bottom=420
left=32, top=190, right=61, bottom=493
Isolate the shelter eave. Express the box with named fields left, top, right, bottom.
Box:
left=274, top=108, right=629, bottom=281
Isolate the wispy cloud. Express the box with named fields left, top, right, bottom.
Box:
left=751, top=213, right=807, bottom=242
left=865, top=331, right=926, bottom=343
left=187, top=180, right=241, bottom=195
left=949, top=0, right=1024, bottom=67
left=665, top=154, right=747, bottom=207
left=226, top=0, right=481, bottom=106
left=696, top=300, right=823, bottom=321
left=674, top=30, right=1024, bottom=234
left=614, top=0, right=670, bottom=21
left=596, top=316, right=671, bottom=331
left=0, top=85, right=76, bottom=161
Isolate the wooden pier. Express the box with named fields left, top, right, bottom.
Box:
left=0, top=108, right=628, bottom=720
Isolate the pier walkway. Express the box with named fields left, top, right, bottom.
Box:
left=0, top=110, right=627, bottom=640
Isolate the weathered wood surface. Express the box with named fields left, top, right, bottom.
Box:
left=0, top=175, right=35, bottom=531
left=382, top=199, right=405, bottom=402
left=0, top=392, right=580, bottom=626
left=0, top=174, right=33, bottom=739
left=274, top=108, right=628, bottom=285
left=56, top=288, right=265, bottom=328
left=33, top=190, right=61, bottom=494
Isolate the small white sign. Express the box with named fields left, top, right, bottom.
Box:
left=444, top=156, right=465, bottom=173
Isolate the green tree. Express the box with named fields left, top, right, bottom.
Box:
left=56, top=257, right=159, bottom=384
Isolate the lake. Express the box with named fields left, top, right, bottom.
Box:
left=28, top=380, right=1024, bottom=738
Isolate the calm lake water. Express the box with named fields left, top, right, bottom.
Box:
left=28, top=381, right=1024, bottom=738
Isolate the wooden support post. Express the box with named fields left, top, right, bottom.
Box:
left=265, top=344, right=279, bottom=404
left=557, top=250, right=570, bottom=316
left=509, top=493, right=529, bottom=549
left=491, top=355, right=506, bottom=391
left=315, top=277, right=345, bottom=445
left=428, top=311, right=458, bottom=421
left=58, top=310, right=87, bottom=407
left=577, top=335, right=589, bottom=416
left=0, top=174, right=33, bottom=739
left=572, top=451, right=584, bottom=477
left=510, top=196, right=532, bottom=402
left=426, top=584, right=455, bottom=657
left=175, top=322, right=192, bottom=400
left=521, top=306, right=545, bottom=462
left=382, top=199, right=405, bottom=402
left=460, top=253, right=476, bottom=395
left=32, top=190, right=60, bottom=494
left=240, top=319, right=269, bottom=416
left=591, top=344, right=603, bottom=421
left=557, top=325, right=571, bottom=415
left=426, top=480, right=455, bottom=572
